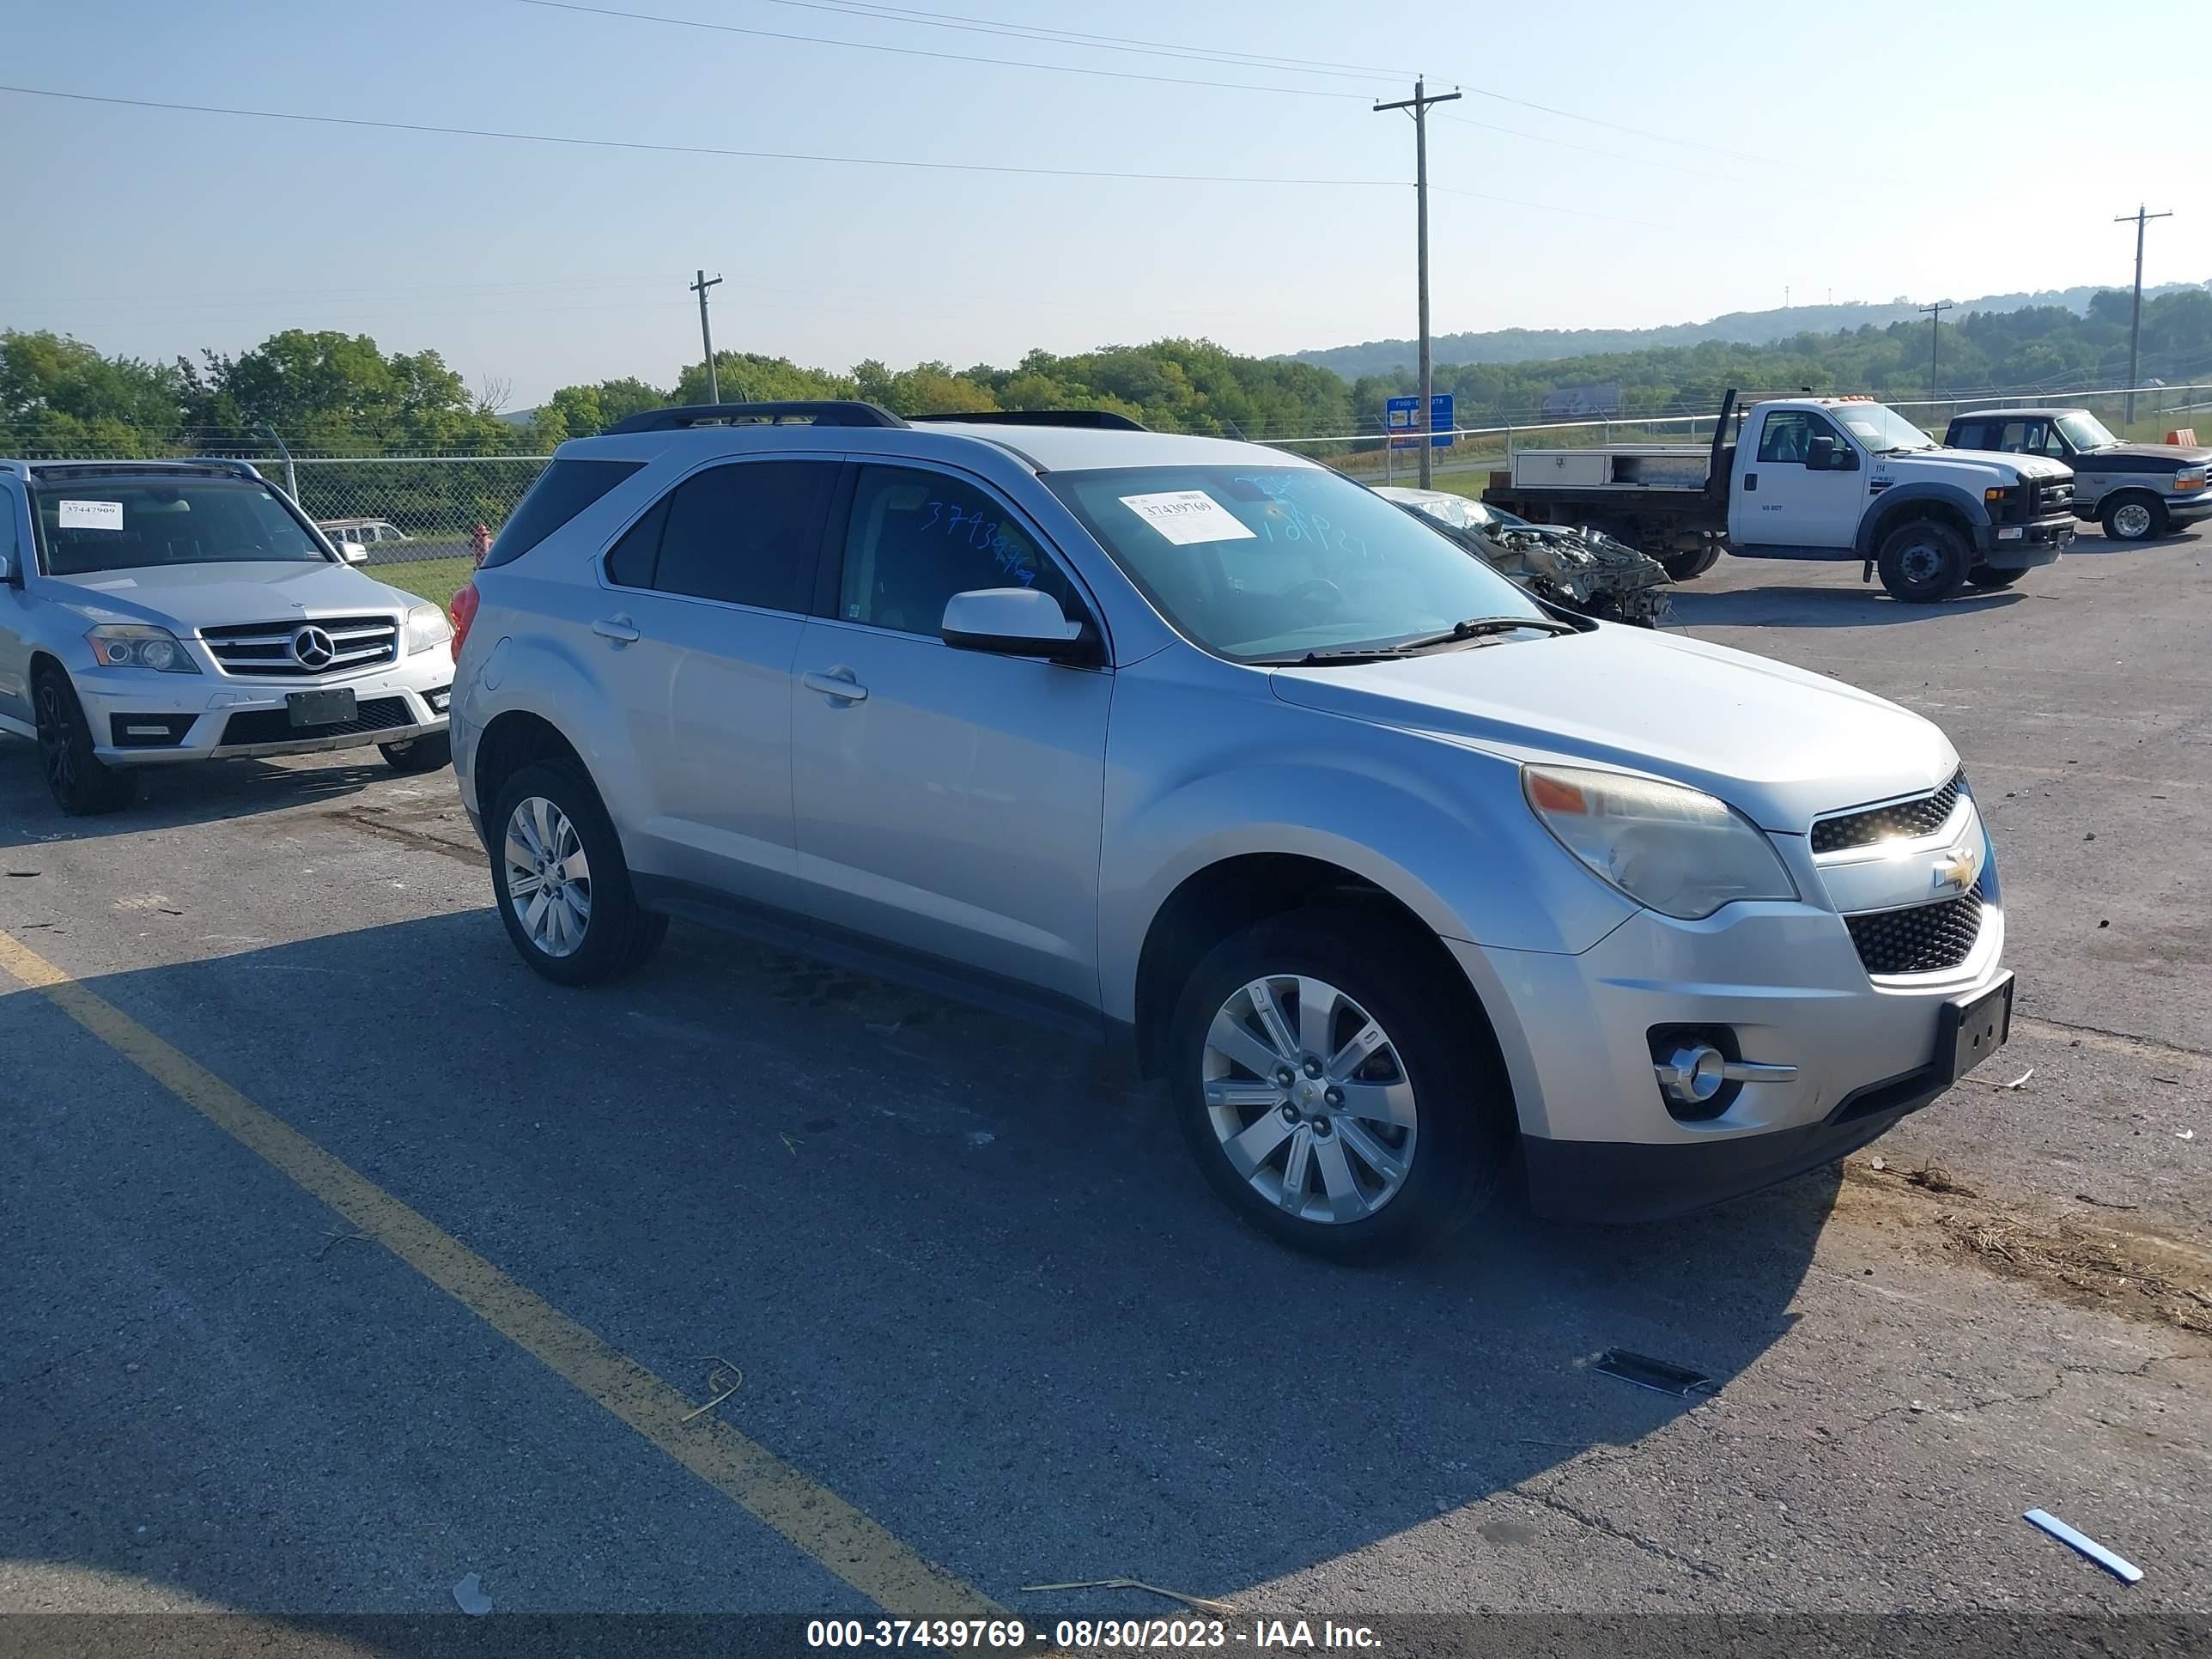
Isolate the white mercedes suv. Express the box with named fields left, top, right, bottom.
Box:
left=0, top=459, right=455, bottom=814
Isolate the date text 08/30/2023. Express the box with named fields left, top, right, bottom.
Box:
left=805, top=1619, right=1384, bottom=1650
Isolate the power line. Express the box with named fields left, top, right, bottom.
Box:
left=746, top=0, right=1410, bottom=81
left=1436, top=111, right=1755, bottom=184
left=511, top=0, right=1377, bottom=100
left=0, top=85, right=1403, bottom=187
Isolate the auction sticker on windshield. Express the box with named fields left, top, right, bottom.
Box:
left=1120, top=490, right=1256, bottom=546
left=58, top=500, right=125, bottom=532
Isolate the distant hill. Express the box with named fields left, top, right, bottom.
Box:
left=1282, top=283, right=2210, bottom=379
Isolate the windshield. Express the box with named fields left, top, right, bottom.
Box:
left=33, top=476, right=330, bottom=576
left=1832, top=403, right=1936, bottom=454
left=2056, top=411, right=2121, bottom=451
left=1048, top=465, right=1544, bottom=662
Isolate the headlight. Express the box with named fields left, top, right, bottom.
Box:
left=405, top=602, right=453, bottom=655
left=2176, top=467, right=2206, bottom=491
left=85, top=624, right=200, bottom=675
left=1523, top=763, right=1797, bottom=920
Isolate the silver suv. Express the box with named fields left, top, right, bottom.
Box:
left=450, top=402, right=2016, bottom=1261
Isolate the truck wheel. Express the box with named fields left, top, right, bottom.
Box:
left=33, top=668, right=138, bottom=816
left=1165, top=909, right=1516, bottom=1264
left=1875, top=520, right=1970, bottom=603
left=1660, top=546, right=1721, bottom=580
left=1966, top=565, right=2027, bottom=590
left=2100, top=494, right=2168, bottom=542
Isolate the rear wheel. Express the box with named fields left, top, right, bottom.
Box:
left=489, top=759, right=666, bottom=986
left=1659, top=545, right=1721, bottom=581
left=379, top=732, right=452, bottom=774
left=33, top=669, right=137, bottom=816
left=2100, top=494, right=2168, bottom=542
left=1875, top=518, right=1970, bottom=603
left=1965, top=564, right=2027, bottom=590
left=1166, top=910, right=1515, bottom=1264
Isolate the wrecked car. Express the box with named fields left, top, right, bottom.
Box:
left=1376, top=485, right=1673, bottom=626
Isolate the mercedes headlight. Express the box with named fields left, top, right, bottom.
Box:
left=1523, top=763, right=1796, bottom=920
left=85, top=624, right=200, bottom=675
left=404, top=602, right=453, bottom=655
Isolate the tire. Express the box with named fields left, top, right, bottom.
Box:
left=2100, top=494, right=2168, bottom=542
left=1965, top=565, right=2027, bottom=590
left=1659, top=545, right=1722, bottom=581
left=1875, top=518, right=1971, bottom=604
left=33, top=669, right=138, bottom=816
left=378, top=732, right=453, bottom=775
left=489, top=758, right=667, bottom=986
left=1165, top=909, right=1516, bottom=1264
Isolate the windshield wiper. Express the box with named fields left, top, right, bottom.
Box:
left=1257, top=615, right=1577, bottom=667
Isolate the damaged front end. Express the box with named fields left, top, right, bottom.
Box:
left=1377, top=486, right=1675, bottom=627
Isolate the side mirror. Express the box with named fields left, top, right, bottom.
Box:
left=339, top=541, right=368, bottom=564
left=0, top=550, right=15, bottom=584
left=941, top=587, right=1101, bottom=665
left=1806, top=435, right=1838, bottom=470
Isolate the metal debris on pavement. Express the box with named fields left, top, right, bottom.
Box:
left=452, top=1572, right=493, bottom=1615
left=679, top=1356, right=744, bottom=1424
left=1020, top=1579, right=1236, bottom=1616
left=2023, top=1509, right=2142, bottom=1584
left=1594, top=1349, right=1717, bottom=1398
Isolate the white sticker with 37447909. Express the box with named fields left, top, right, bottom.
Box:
left=58, top=500, right=125, bottom=532
left=1118, top=490, right=1256, bottom=546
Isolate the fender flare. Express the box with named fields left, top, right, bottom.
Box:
left=1854, top=483, right=1988, bottom=558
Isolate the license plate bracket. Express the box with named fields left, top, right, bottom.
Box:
left=286, top=688, right=356, bottom=728
left=1940, top=972, right=2014, bottom=1084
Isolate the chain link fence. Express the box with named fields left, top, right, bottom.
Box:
left=280, top=455, right=552, bottom=568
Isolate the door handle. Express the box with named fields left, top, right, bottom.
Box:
left=802, top=668, right=868, bottom=704
left=1743, top=473, right=1758, bottom=491
left=592, top=616, right=641, bottom=644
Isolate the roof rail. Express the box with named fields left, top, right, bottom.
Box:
left=602, top=400, right=908, bottom=434
left=25, top=458, right=262, bottom=481
left=909, top=410, right=1148, bottom=432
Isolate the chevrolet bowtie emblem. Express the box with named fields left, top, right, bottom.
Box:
left=1933, top=839, right=1983, bottom=895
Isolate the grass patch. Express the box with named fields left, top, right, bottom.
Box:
left=372, top=556, right=477, bottom=613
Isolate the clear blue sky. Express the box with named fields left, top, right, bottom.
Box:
left=2, top=0, right=2205, bottom=404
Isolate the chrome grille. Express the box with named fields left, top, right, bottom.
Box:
left=200, top=614, right=398, bottom=678
left=1845, top=888, right=1984, bottom=976
left=1810, top=770, right=1966, bottom=854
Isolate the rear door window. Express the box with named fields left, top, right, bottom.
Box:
left=608, top=459, right=836, bottom=612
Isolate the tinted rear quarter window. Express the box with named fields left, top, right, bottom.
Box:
left=483, top=459, right=645, bottom=568
left=648, top=459, right=836, bottom=611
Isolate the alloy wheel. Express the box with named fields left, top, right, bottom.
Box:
left=504, top=795, right=592, bottom=957
left=35, top=680, right=76, bottom=795
left=1200, top=973, right=1419, bottom=1224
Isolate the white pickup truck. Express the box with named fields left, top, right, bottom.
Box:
left=1482, top=392, right=2076, bottom=602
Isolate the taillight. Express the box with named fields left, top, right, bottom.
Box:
left=449, top=581, right=479, bottom=663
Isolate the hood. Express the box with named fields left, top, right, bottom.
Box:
left=1905, top=447, right=2070, bottom=483
left=2081, top=441, right=2212, bottom=467
left=1270, top=626, right=1955, bottom=833
left=46, top=561, right=417, bottom=629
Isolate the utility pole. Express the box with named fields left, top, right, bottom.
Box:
left=1374, top=76, right=1461, bottom=487
left=2114, top=205, right=2173, bottom=427
left=691, top=269, right=725, bottom=404
left=1921, top=301, right=1953, bottom=401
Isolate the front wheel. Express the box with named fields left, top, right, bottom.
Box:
left=1875, top=519, right=1970, bottom=604
left=2100, top=495, right=2169, bottom=542
left=379, top=732, right=452, bottom=774
left=1166, top=911, right=1515, bottom=1263
left=489, top=759, right=667, bottom=986
left=1966, top=564, right=2027, bottom=591
left=33, top=670, right=138, bottom=816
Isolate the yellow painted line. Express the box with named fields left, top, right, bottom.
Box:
left=0, top=927, right=999, bottom=1619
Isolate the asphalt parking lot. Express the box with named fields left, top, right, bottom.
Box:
left=3, top=526, right=2207, bottom=1632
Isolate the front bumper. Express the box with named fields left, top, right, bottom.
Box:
left=1972, top=512, right=2071, bottom=568
left=77, top=659, right=452, bottom=766
left=1450, top=864, right=2012, bottom=1224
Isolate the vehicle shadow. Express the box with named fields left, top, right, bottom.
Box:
left=1666, top=585, right=2025, bottom=629
left=3, top=908, right=1835, bottom=1618
left=0, top=737, right=400, bottom=850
